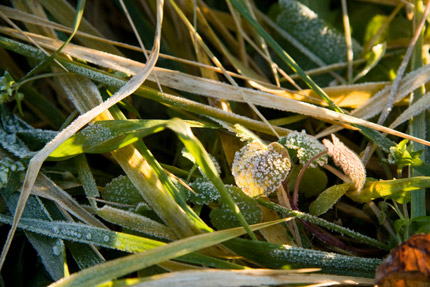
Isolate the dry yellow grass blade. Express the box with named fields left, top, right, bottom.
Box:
left=316, top=64, right=430, bottom=138
left=117, top=268, right=374, bottom=286
left=7, top=29, right=429, bottom=146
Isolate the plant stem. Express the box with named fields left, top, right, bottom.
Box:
left=410, top=0, right=428, bottom=220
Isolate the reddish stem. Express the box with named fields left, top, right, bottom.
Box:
left=293, top=150, right=328, bottom=208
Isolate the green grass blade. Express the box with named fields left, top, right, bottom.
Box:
left=20, top=0, right=85, bottom=81
left=225, top=238, right=381, bottom=278
left=0, top=214, right=244, bottom=270
left=48, top=219, right=285, bottom=287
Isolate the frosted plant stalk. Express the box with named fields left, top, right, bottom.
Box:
left=0, top=0, right=164, bottom=270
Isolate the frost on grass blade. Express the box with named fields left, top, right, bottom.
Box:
left=323, top=135, right=366, bottom=192
left=277, top=0, right=362, bottom=64
left=279, top=130, right=328, bottom=168
left=232, top=141, right=291, bottom=197
left=209, top=186, right=262, bottom=230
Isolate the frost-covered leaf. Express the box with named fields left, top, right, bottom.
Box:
left=188, top=178, right=221, bottom=205
left=97, top=206, right=178, bottom=241
left=225, top=238, right=381, bottom=277
left=277, top=0, right=362, bottom=64
left=4, top=193, right=64, bottom=280
left=210, top=186, right=262, bottom=230
left=323, top=135, right=366, bottom=192
left=232, top=141, right=291, bottom=197
left=0, top=105, right=57, bottom=158
left=48, top=119, right=208, bottom=160
left=102, top=175, right=145, bottom=205
left=279, top=130, right=328, bottom=167
left=309, top=183, right=350, bottom=216
left=0, top=157, right=25, bottom=189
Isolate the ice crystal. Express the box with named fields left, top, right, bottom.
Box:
left=323, top=135, right=366, bottom=192
left=232, top=141, right=291, bottom=197
left=0, top=105, right=58, bottom=158
left=280, top=130, right=328, bottom=167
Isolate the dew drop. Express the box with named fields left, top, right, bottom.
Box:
left=86, top=233, right=92, bottom=240
left=52, top=226, right=60, bottom=234
left=103, top=235, right=110, bottom=242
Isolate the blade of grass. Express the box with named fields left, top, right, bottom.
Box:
left=118, top=269, right=374, bottom=286
left=48, top=219, right=286, bottom=287
left=0, top=0, right=164, bottom=271
left=410, top=0, right=428, bottom=220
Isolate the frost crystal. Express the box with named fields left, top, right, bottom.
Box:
left=280, top=130, right=328, bottom=167
left=323, top=135, right=366, bottom=192
left=232, top=141, right=291, bottom=197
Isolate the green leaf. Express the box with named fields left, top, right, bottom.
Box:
left=279, top=130, right=328, bottom=168
left=188, top=178, right=221, bottom=205
left=48, top=119, right=209, bottom=160
left=287, top=166, right=328, bottom=199
left=0, top=157, right=25, bottom=190
left=345, top=177, right=430, bottom=203
left=353, top=43, right=386, bottom=82
left=102, top=175, right=145, bottom=206
left=388, top=139, right=423, bottom=170
left=210, top=186, right=262, bottom=230
left=309, top=183, right=350, bottom=216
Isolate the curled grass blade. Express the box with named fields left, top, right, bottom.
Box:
left=0, top=0, right=164, bottom=271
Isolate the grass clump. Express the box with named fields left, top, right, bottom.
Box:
left=0, top=0, right=429, bottom=286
